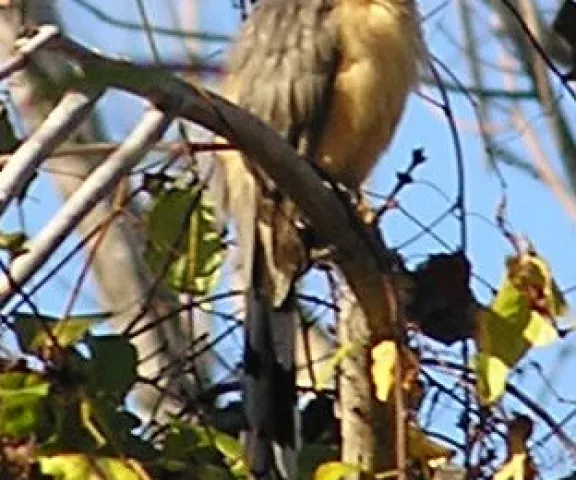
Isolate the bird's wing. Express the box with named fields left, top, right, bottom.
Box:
left=225, top=0, right=340, bottom=158
left=221, top=0, right=341, bottom=306
left=215, top=2, right=341, bottom=477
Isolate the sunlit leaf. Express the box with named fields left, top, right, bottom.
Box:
left=494, top=417, right=534, bottom=480
left=164, top=420, right=248, bottom=477
left=505, top=252, right=567, bottom=318
left=371, top=341, right=396, bottom=402
left=473, top=352, right=510, bottom=405
left=474, top=251, right=566, bottom=404
left=39, top=454, right=151, bottom=480
left=194, top=425, right=248, bottom=477
left=493, top=453, right=527, bottom=480
left=523, top=313, right=558, bottom=346
left=314, top=461, right=363, bottom=480
left=371, top=341, right=421, bottom=404
left=0, top=372, right=50, bottom=436
left=144, top=188, right=223, bottom=295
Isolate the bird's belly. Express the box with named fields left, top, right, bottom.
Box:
left=317, top=56, right=411, bottom=188
left=317, top=0, right=419, bottom=188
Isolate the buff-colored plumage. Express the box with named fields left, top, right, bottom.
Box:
left=215, top=1, right=422, bottom=477
left=219, top=0, right=422, bottom=304
left=324, top=0, right=422, bottom=185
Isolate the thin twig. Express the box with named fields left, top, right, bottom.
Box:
left=0, top=88, right=103, bottom=215
left=0, top=108, right=175, bottom=305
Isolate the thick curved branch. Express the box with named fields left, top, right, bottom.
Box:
left=0, top=26, right=400, bottom=342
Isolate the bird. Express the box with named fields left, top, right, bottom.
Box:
left=214, top=0, right=423, bottom=477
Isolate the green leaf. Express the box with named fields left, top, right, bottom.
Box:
left=0, top=372, right=50, bottom=436
left=314, top=461, right=364, bottom=480
left=13, top=313, right=108, bottom=353
left=473, top=353, right=510, bottom=406
left=196, top=464, right=238, bottom=480
left=163, top=421, right=248, bottom=478
left=144, top=188, right=223, bottom=295
left=45, top=386, right=147, bottom=455
left=474, top=251, right=564, bottom=404
left=163, top=421, right=203, bottom=462
left=192, top=425, right=248, bottom=477
left=298, top=444, right=338, bottom=479
left=208, top=429, right=247, bottom=477
left=39, top=454, right=150, bottom=480
left=85, top=335, right=137, bottom=397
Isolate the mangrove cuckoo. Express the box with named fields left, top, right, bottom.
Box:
left=215, top=0, right=423, bottom=477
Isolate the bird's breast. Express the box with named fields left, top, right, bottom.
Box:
left=317, top=0, right=421, bottom=187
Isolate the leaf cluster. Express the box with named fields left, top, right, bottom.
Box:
left=0, top=312, right=246, bottom=480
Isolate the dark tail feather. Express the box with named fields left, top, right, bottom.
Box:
left=244, top=288, right=298, bottom=479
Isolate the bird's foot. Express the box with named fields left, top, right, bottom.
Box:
left=355, top=195, right=376, bottom=225
left=334, top=182, right=375, bottom=225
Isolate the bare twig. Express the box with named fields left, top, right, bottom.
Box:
left=0, top=107, right=174, bottom=304
left=0, top=25, right=60, bottom=80
left=0, top=89, right=102, bottom=215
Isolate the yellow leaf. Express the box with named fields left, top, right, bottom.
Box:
left=314, top=461, right=364, bottom=480
left=372, top=341, right=397, bottom=402
left=473, top=353, right=510, bottom=405
left=371, top=341, right=421, bottom=404
left=506, top=252, right=567, bottom=318
left=523, top=312, right=558, bottom=346
left=494, top=416, right=534, bottom=480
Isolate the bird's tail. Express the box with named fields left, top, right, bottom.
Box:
left=212, top=149, right=302, bottom=478
left=244, top=248, right=299, bottom=480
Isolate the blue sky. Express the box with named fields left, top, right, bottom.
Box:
left=2, top=0, right=576, bottom=476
